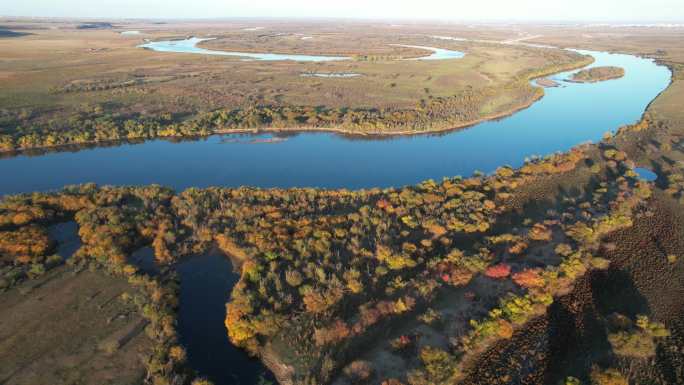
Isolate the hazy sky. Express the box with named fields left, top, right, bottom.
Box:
left=2, top=0, right=684, bottom=22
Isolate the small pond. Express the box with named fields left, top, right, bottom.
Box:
left=176, top=250, right=273, bottom=384
left=634, top=167, right=658, bottom=181
left=48, top=222, right=81, bottom=260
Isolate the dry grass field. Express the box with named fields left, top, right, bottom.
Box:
left=0, top=266, right=151, bottom=385
left=0, top=19, right=586, bottom=145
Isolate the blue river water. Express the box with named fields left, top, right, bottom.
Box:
left=0, top=50, right=670, bottom=197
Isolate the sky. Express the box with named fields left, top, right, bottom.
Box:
left=2, top=0, right=684, bottom=22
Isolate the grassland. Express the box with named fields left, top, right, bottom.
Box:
left=0, top=18, right=592, bottom=153
left=0, top=266, right=150, bottom=385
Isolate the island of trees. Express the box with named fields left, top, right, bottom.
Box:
left=569, top=66, right=625, bottom=83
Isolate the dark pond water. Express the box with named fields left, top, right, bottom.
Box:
left=48, top=221, right=81, bottom=260
left=177, top=250, right=273, bottom=384
left=129, top=246, right=161, bottom=276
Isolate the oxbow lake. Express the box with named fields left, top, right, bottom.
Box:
left=139, top=37, right=467, bottom=62
left=139, top=37, right=351, bottom=61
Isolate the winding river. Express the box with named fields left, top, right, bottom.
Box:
left=139, top=37, right=467, bottom=62
left=139, top=37, right=351, bottom=61
left=0, top=46, right=672, bottom=385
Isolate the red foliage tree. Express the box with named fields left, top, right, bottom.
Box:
left=484, top=263, right=511, bottom=279
left=512, top=268, right=545, bottom=288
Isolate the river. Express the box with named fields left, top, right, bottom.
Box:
left=0, top=50, right=670, bottom=197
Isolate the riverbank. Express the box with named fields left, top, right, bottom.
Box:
left=0, top=54, right=593, bottom=157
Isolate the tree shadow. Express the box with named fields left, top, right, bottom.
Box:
left=543, top=268, right=651, bottom=384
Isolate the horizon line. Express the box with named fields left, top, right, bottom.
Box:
left=2, top=15, right=684, bottom=25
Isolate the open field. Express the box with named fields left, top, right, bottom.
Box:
left=0, top=266, right=151, bottom=385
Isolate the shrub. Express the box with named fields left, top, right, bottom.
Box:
left=608, top=315, right=669, bottom=359
left=512, top=269, right=545, bottom=288
left=496, top=319, right=514, bottom=339
left=285, top=269, right=303, bottom=287
left=343, top=360, right=374, bottom=383
left=169, top=345, right=187, bottom=363
left=589, top=257, right=611, bottom=270
left=590, top=367, right=627, bottom=385
left=484, top=263, right=511, bottom=279
left=408, top=346, right=459, bottom=385
left=529, top=223, right=553, bottom=241
left=191, top=379, right=214, bottom=385
left=418, top=308, right=440, bottom=324
left=508, top=241, right=528, bottom=254
left=27, top=263, right=46, bottom=278
left=391, top=335, right=413, bottom=351
left=314, top=319, right=350, bottom=346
